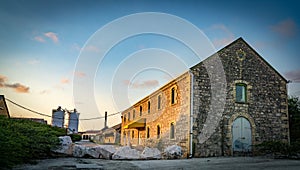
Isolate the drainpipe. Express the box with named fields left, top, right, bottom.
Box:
left=189, top=71, right=194, bottom=158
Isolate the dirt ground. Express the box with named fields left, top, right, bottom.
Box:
left=13, top=157, right=300, bottom=170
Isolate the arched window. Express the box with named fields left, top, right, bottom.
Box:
left=132, top=130, right=135, bottom=139
left=128, top=112, right=131, bottom=121
left=148, top=101, right=151, bottom=114
left=147, top=126, right=150, bottom=139
left=170, top=122, right=175, bottom=139
left=124, top=115, right=126, bottom=123
left=236, top=83, right=247, bottom=103
left=157, top=125, right=161, bottom=139
left=140, top=106, right=143, bottom=116
left=157, top=95, right=161, bottom=110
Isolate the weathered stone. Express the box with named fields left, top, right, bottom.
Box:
left=162, top=145, right=182, bottom=159
left=112, top=146, right=141, bottom=160
left=73, top=144, right=88, bottom=158
left=141, top=147, right=161, bottom=159
left=52, top=136, right=73, bottom=155
left=97, top=145, right=117, bottom=159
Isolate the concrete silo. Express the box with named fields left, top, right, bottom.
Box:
left=68, top=109, right=79, bottom=134
left=51, top=106, right=65, bottom=128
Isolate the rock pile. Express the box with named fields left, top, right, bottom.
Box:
left=52, top=136, right=182, bottom=160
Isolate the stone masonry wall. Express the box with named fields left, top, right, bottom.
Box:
left=191, top=38, right=289, bottom=157
left=121, top=72, right=191, bottom=157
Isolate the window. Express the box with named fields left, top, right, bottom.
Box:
left=147, top=127, right=150, bottom=139
left=170, top=122, right=175, bottom=139
left=171, top=87, right=176, bottom=104
left=128, top=112, right=131, bottom=121
left=124, top=115, right=126, bottom=123
left=140, top=106, right=142, bottom=116
left=157, top=125, right=161, bottom=139
left=148, top=101, right=151, bottom=114
left=133, top=110, right=135, bottom=119
left=236, top=83, right=247, bottom=103
left=158, top=95, right=161, bottom=110
left=132, top=130, right=134, bottom=139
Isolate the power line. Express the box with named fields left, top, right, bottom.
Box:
left=5, top=98, right=121, bottom=121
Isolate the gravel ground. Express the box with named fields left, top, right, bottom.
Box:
left=13, top=157, right=300, bottom=170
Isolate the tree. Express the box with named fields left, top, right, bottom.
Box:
left=288, top=96, right=300, bottom=142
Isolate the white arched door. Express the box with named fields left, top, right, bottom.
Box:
left=232, top=117, right=252, bottom=152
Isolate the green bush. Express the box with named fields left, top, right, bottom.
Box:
left=0, top=116, right=66, bottom=169
left=68, top=133, right=82, bottom=142
left=256, top=140, right=300, bottom=157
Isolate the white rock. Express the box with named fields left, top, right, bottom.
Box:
left=163, top=145, right=182, bottom=159
left=73, top=144, right=88, bottom=157
left=97, top=145, right=117, bottom=159
left=141, top=147, right=161, bottom=159
left=112, top=146, right=141, bottom=160
left=52, top=136, right=73, bottom=155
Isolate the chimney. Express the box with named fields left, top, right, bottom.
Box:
left=105, top=111, right=107, bottom=128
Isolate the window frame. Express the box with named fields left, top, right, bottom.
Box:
left=157, top=95, right=161, bottom=110
left=235, top=83, right=247, bottom=103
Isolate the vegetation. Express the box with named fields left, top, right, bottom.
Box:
left=288, top=96, right=300, bottom=142
left=256, top=96, right=300, bottom=158
left=0, top=116, right=66, bottom=169
left=69, top=133, right=82, bottom=142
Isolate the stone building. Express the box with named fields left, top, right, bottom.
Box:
left=120, top=38, right=289, bottom=158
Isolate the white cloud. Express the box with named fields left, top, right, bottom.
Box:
left=44, top=32, right=59, bottom=43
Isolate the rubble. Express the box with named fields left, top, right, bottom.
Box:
left=52, top=136, right=73, bottom=155
left=162, top=145, right=182, bottom=159
left=112, top=146, right=141, bottom=160
left=141, top=147, right=162, bottom=159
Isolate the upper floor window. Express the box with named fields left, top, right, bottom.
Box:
left=133, top=109, right=135, bottom=119
left=128, top=112, right=131, bottom=121
left=124, top=115, right=126, bottom=123
left=236, top=83, right=247, bottom=103
left=148, top=101, right=151, bottom=114
left=157, top=95, right=161, bottom=110
left=140, top=106, right=143, bottom=116
left=171, top=87, right=176, bottom=104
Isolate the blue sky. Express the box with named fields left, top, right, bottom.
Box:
left=0, top=0, right=299, bottom=131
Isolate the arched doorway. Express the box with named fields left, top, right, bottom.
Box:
left=232, top=117, right=252, bottom=154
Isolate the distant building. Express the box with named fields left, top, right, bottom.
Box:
left=0, top=95, right=10, bottom=118
left=95, top=123, right=121, bottom=144
left=51, top=106, right=65, bottom=128
left=67, top=109, right=80, bottom=134
left=80, top=130, right=102, bottom=141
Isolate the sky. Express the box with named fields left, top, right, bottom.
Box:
left=0, top=0, right=299, bottom=131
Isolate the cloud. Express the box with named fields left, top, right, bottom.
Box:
left=61, top=78, right=70, bottom=84
left=40, top=89, right=51, bottom=95
left=5, top=83, right=30, bottom=93
left=28, top=59, right=40, bottom=65
left=83, top=45, right=100, bottom=53
left=207, top=24, right=235, bottom=48
left=44, top=32, right=59, bottom=43
left=271, top=19, right=297, bottom=37
left=34, top=36, right=46, bottom=43
left=0, top=74, right=30, bottom=93
left=75, top=71, right=86, bottom=78
left=285, top=69, right=300, bottom=83
left=124, top=79, right=159, bottom=89
left=0, top=75, right=7, bottom=87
